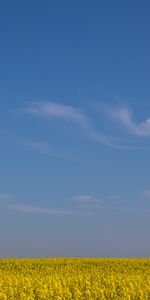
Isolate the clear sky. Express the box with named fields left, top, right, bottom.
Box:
left=1, top=0, right=150, bottom=258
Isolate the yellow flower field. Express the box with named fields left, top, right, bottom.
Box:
left=0, top=258, right=150, bottom=299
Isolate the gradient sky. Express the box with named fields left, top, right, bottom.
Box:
left=1, top=0, right=150, bottom=258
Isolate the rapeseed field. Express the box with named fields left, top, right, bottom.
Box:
left=0, top=258, right=150, bottom=299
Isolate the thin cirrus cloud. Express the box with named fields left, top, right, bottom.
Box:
left=22, top=101, right=88, bottom=128
left=0, top=194, right=14, bottom=200
left=72, top=195, right=101, bottom=203
left=110, top=106, right=150, bottom=137
left=21, top=141, right=85, bottom=162
left=96, top=204, right=150, bottom=213
left=108, top=194, right=120, bottom=201
left=143, top=190, right=150, bottom=198
left=21, top=101, right=129, bottom=149
left=22, top=141, right=62, bottom=157
left=6, top=204, right=79, bottom=215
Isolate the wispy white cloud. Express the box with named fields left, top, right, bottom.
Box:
left=21, top=141, right=85, bottom=162
left=0, top=194, right=14, bottom=200
left=7, top=204, right=79, bottom=215
left=72, top=195, right=101, bottom=203
left=9, top=203, right=150, bottom=214
left=110, top=106, right=150, bottom=137
left=97, top=204, right=150, bottom=213
left=21, top=101, right=130, bottom=149
left=143, top=190, right=150, bottom=198
left=88, top=129, right=131, bottom=149
left=108, top=194, right=120, bottom=201
left=22, top=101, right=88, bottom=127
left=22, top=141, right=61, bottom=157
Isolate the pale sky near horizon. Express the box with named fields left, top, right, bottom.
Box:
left=1, top=0, right=150, bottom=257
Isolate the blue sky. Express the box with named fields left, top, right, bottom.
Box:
left=1, top=0, right=150, bottom=257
